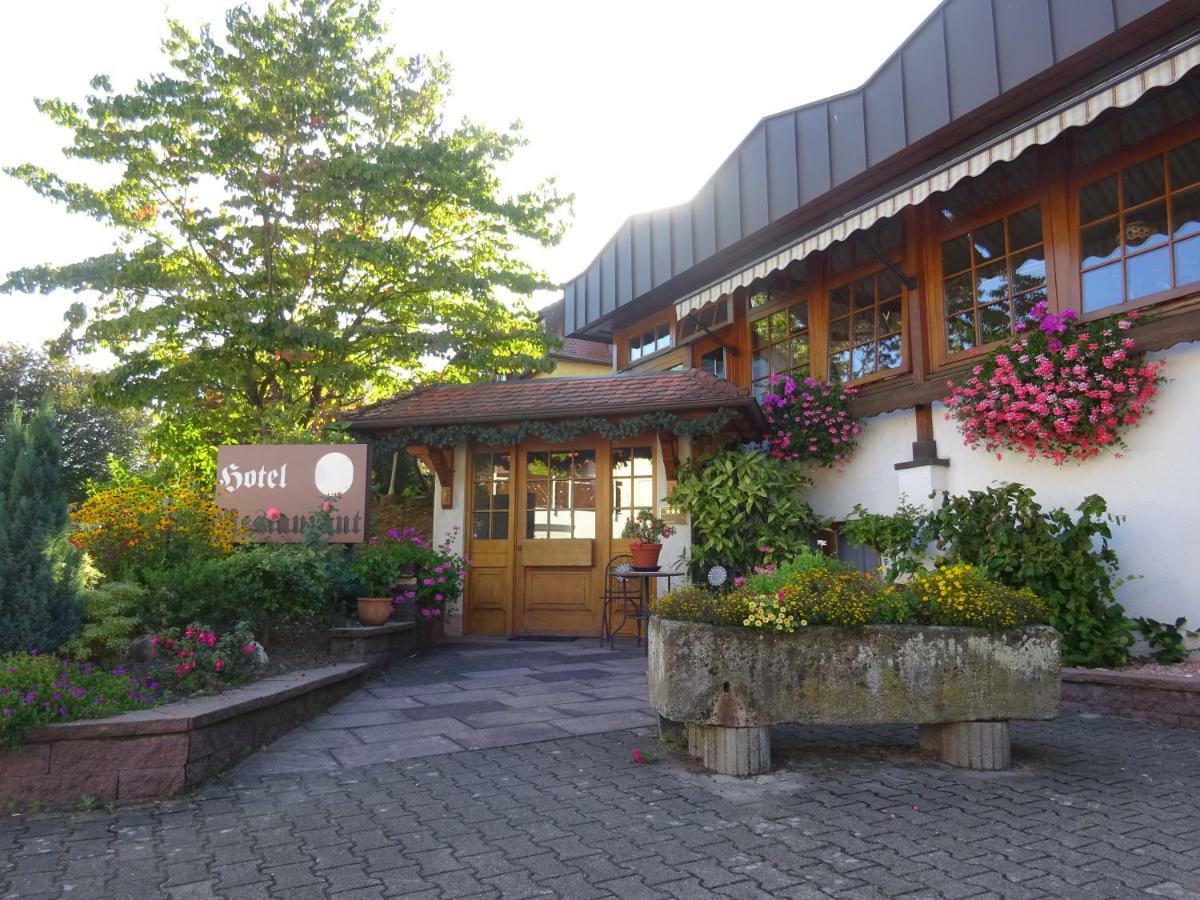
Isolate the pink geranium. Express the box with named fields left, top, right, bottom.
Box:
left=944, top=302, right=1164, bottom=464
left=760, top=375, right=860, bottom=468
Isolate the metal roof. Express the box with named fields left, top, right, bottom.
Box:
left=562, top=0, right=1176, bottom=339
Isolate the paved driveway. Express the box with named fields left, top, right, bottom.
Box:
left=4, top=638, right=1200, bottom=899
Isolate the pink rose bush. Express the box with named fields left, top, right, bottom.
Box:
left=944, top=301, right=1165, bottom=464
left=760, top=374, right=861, bottom=468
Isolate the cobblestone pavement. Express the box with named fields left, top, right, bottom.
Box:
left=4, top=640, right=1200, bottom=899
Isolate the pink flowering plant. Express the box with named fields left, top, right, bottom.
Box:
left=944, top=301, right=1165, bottom=464
left=351, top=527, right=466, bottom=621
left=149, top=621, right=256, bottom=693
left=760, top=374, right=861, bottom=468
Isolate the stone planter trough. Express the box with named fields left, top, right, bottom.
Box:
left=648, top=617, right=1060, bottom=776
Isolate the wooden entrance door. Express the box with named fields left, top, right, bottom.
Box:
left=464, top=449, right=513, bottom=635
left=512, top=442, right=608, bottom=635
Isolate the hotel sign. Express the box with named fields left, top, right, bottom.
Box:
left=216, top=444, right=369, bottom=543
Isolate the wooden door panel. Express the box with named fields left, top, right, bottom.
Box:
left=465, top=567, right=508, bottom=634
left=520, top=539, right=593, bottom=567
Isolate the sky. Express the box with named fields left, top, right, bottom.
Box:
left=0, top=0, right=941, bottom=353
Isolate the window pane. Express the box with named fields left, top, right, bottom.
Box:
left=553, top=480, right=569, bottom=509
left=1126, top=246, right=1171, bottom=300
left=491, top=512, right=508, bottom=541
left=851, top=345, right=875, bottom=379
left=493, top=454, right=510, bottom=480
left=526, top=452, right=548, bottom=477
left=1082, top=263, right=1123, bottom=312
left=573, top=450, right=596, bottom=479
left=878, top=269, right=902, bottom=300
left=473, top=453, right=492, bottom=479
left=1080, top=176, right=1118, bottom=224
left=851, top=278, right=874, bottom=310
left=878, top=298, right=902, bottom=335
left=750, top=316, right=770, bottom=348
left=972, top=220, right=1005, bottom=262
left=612, top=449, right=631, bottom=478
left=472, top=512, right=491, bottom=540
left=1172, top=186, right=1200, bottom=240
left=751, top=348, right=770, bottom=381
left=877, top=333, right=902, bottom=370
left=1124, top=201, right=1168, bottom=251
left=944, top=273, right=974, bottom=314
left=769, top=312, right=788, bottom=341
left=527, top=480, right=549, bottom=509
left=549, top=452, right=570, bottom=479
left=612, top=476, right=630, bottom=509
left=975, top=259, right=1008, bottom=305
left=829, top=317, right=850, bottom=351
left=632, top=447, right=653, bottom=476
left=770, top=341, right=790, bottom=373
left=1082, top=219, right=1121, bottom=268
left=787, top=301, right=809, bottom=333
left=472, top=481, right=490, bottom=511
left=493, top=480, right=509, bottom=510
left=946, top=313, right=975, bottom=353
left=572, top=481, right=596, bottom=510
left=1013, top=286, right=1047, bottom=323
left=749, top=290, right=770, bottom=308
left=1010, top=246, right=1046, bottom=293
left=1170, top=139, right=1200, bottom=190
left=1174, top=235, right=1200, bottom=287
left=1007, top=206, right=1043, bottom=250
left=829, top=286, right=851, bottom=319
left=573, top=511, right=596, bottom=540
left=829, top=349, right=851, bottom=382
left=790, top=337, right=810, bottom=369
left=979, top=302, right=1012, bottom=344
left=852, top=311, right=874, bottom=344
left=633, top=479, right=653, bottom=509
left=1123, top=156, right=1166, bottom=207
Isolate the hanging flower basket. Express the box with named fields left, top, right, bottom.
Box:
left=944, top=302, right=1165, bottom=464
left=760, top=375, right=861, bottom=468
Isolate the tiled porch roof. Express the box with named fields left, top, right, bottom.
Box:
left=348, top=368, right=760, bottom=430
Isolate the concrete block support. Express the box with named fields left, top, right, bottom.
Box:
left=919, top=721, right=1011, bottom=770
left=657, top=714, right=684, bottom=745
left=687, top=724, right=771, bottom=775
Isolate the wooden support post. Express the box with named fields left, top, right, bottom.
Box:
left=408, top=445, right=455, bottom=509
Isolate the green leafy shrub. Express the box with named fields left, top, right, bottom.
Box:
left=0, top=653, right=160, bottom=748
left=898, top=564, right=1048, bottom=629
left=62, top=581, right=147, bottom=664
left=739, top=549, right=854, bottom=597
left=1133, top=617, right=1194, bottom=664
left=668, top=448, right=824, bottom=580
left=842, top=484, right=1133, bottom=667
left=0, top=402, right=85, bottom=653
left=148, top=622, right=256, bottom=694
left=148, top=544, right=342, bottom=633
left=351, top=528, right=465, bottom=620
left=654, top=585, right=751, bottom=628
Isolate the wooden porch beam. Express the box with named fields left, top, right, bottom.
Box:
left=408, top=445, right=455, bottom=508
left=658, top=432, right=680, bottom=482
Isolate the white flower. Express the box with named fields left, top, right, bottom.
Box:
left=816, top=539, right=828, bottom=548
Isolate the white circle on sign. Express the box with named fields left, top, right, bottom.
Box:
left=314, top=451, right=355, bottom=496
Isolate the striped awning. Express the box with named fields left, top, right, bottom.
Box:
left=674, top=37, right=1200, bottom=320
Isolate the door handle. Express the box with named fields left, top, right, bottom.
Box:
left=517, top=544, right=523, bottom=552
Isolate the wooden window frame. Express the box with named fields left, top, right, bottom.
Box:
left=1065, top=115, right=1200, bottom=324
left=617, top=309, right=675, bottom=369
left=469, top=451, right=512, bottom=542
left=522, top=448, right=598, bottom=541
left=610, top=443, right=656, bottom=538
left=747, top=285, right=816, bottom=396
left=923, top=163, right=1055, bottom=372
left=677, top=297, right=733, bottom=347
left=823, top=253, right=910, bottom=388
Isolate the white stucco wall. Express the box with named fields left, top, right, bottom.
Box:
left=659, top=434, right=692, bottom=583
left=431, top=442, right=469, bottom=636
left=802, top=340, right=1200, bottom=623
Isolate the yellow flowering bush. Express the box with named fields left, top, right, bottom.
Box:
left=775, top=569, right=883, bottom=627
left=743, top=594, right=804, bottom=633
left=903, top=564, right=1047, bottom=629
left=71, top=479, right=239, bottom=579
left=654, top=585, right=751, bottom=627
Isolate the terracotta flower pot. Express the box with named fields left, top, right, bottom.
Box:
left=629, top=542, right=663, bottom=569
left=356, top=597, right=393, bottom=627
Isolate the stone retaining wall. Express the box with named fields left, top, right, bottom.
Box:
left=329, top=622, right=416, bottom=668
left=1062, top=667, right=1200, bottom=729
left=0, top=663, right=368, bottom=809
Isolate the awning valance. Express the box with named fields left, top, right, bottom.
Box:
left=674, top=37, right=1200, bottom=320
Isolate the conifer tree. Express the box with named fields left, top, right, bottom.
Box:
left=0, top=401, right=84, bottom=653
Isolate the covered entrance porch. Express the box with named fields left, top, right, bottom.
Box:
left=348, top=369, right=763, bottom=637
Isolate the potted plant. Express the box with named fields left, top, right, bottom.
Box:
left=349, top=528, right=426, bottom=626
left=621, top=509, right=676, bottom=569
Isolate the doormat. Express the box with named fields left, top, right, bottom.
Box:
left=508, top=635, right=578, bottom=642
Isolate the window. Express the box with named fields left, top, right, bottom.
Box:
left=525, top=450, right=596, bottom=539
left=750, top=301, right=809, bottom=398
left=678, top=299, right=730, bottom=342
left=628, top=321, right=671, bottom=362
left=700, top=347, right=726, bottom=380
left=471, top=453, right=510, bottom=540
left=611, top=446, right=654, bottom=536
left=827, top=270, right=903, bottom=382
left=1078, top=136, right=1200, bottom=312
left=941, top=205, right=1047, bottom=354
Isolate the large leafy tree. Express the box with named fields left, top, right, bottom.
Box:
left=3, top=0, right=568, bottom=450
left=0, top=343, right=142, bottom=502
